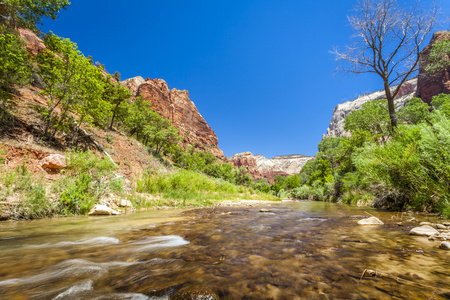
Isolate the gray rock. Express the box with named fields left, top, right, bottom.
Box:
left=419, top=221, right=432, bottom=226
left=357, top=216, right=384, bottom=225
left=260, top=208, right=271, bottom=213
left=439, top=241, right=450, bottom=250
left=409, top=225, right=439, bottom=237
left=436, top=224, right=447, bottom=229
left=89, top=204, right=121, bottom=216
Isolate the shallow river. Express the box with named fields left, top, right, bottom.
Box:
left=0, top=201, right=449, bottom=299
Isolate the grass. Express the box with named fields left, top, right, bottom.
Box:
left=134, top=169, right=278, bottom=209
left=0, top=148, right=278, bottom=220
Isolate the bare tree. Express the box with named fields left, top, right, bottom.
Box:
left=332, top=0, right=439, bottom=128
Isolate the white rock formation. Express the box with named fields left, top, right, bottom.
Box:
left=324, top=78, right=417, bottom=139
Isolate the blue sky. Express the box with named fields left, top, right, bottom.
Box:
left=41, top=0, right=450, bottom=158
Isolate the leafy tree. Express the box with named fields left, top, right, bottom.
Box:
left=1, top=0, right=70, bottom=30
left=308, top=158, right=333, bottom=185
left=344, top=100, right=390, bottom=137
left=332, top=0, right=438, bottom=128
left=431, top=93, right=450, bottom=118
left=397, top=97, right=430, bottom=125
left=426, top=37, right=450, bottom=74
left=102, top=75, right=132, bottom=130
left=36, top=33, right=107, bottom=139
left=0, top=25, right=31, bottom=120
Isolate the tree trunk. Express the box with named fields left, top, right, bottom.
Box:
left=384, top=81, right=397, bottom=129
left=109, top=102, right=120, bottom=130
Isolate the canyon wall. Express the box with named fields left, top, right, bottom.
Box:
left=123, top=76, right=223, bottom=158
left=416, top=31, right=450, bottom=104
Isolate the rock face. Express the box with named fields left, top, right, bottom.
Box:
left=416, top=31, right=450, bottom=104
left=324, top=78, right=417, bottom=138
left=123, top=76, right=223, bottom=158
left=18, top=28, right=46, bottom=55
left=229, top=152, right=314, bottom=183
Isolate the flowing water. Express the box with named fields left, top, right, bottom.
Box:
left=0, top=201, right=449, bottom=299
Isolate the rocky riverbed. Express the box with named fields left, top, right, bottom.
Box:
left=0, top=201, right=449, bottom=299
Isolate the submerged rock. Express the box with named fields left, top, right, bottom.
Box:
left=357, top=217, right=384, bottom=225
left=439, top=241, right=450, bottom=250
left=88, top=205, right=121, bottom=216
left=409, top=225, right=439, bottom=237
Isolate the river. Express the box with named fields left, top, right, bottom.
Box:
left=0, top=201, right=449, bottom=299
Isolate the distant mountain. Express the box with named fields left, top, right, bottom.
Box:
left=229, top=152, right=314, bottom=183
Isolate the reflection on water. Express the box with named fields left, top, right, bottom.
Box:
left=0, top=201, right=449, bottom=299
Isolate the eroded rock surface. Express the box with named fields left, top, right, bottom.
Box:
left=416, top=31, right=450, bottom=104
left=123, top=77, right=223, bottom=158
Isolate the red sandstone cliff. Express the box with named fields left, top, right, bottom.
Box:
left=123, top=76, right=223, bottom=158
left=16, top=28, right=224, bottom=158
left=416, top=31, right=450, bottom=104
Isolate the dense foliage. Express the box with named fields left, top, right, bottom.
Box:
left=280, top=94, right=450, bottom=217
left=0, top=24, right=31, bottom=121
left=0, top=0, right=70, bottom=31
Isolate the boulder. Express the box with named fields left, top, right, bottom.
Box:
left=436, top=224, right=447, bottom=229
left=41, top=154, right=66, bottom=170
left=88, top=205, right=121, bottom=216
left=439, top=241, right=450, bottom=250
left=118, top=199, right=133, bottom=207
left=409, top=225, right=439, bottom=237
left=357, top=216, right=384, bottom=225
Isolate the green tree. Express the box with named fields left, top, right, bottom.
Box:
left=431, top=94, right=450, bottom=118
left=1, top=0, right=70, bottom=30
left=36, top=33, right=106, bottom=139
left=344, top=100, right=390, bottom=138
left=102, top=75, right=132, bottom=130
left=397, top=97, right=430, bottom=125
left=0, top=25, right=31, bottom=120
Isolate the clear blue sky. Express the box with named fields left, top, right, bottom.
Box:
left=40, top=0, right=450, bottom=158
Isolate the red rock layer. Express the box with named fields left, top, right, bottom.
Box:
left=124, top=77, right=223, bottom=158
left=416, top=31, right=450, bottom=104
